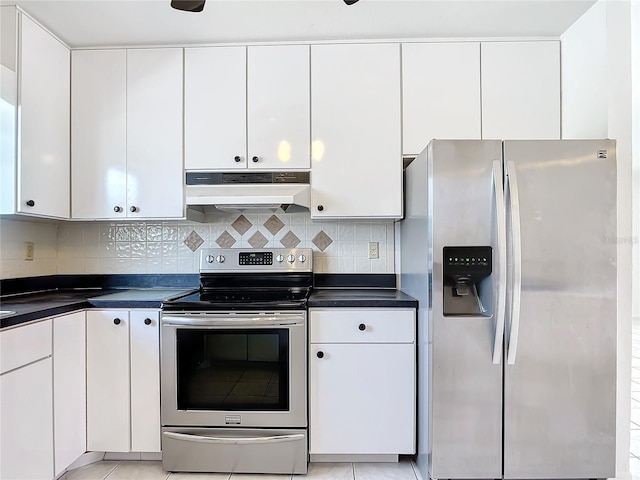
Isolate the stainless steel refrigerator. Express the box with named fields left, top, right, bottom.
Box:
left=400, top=139, right=617, bottom=480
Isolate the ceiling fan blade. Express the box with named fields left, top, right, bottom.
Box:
left=171, top=0, right=206, bottom=12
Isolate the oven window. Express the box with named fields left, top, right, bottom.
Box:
left=176, top=328, right=289, bottom=411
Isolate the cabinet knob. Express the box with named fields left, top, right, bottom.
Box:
left=316, top=351, right=324, bottom=359
left=234, top=155, right=242, bottom=163
left=113, top=318, right=121, bottom=325
left=144, top=318, right=152, bottom=325
left=317, top=205, right=324, bottom=212
left=26, top=200, right=35, bottom=207
left=358, top=323, right=366, bottom=331
left=130, top=206, right=138, bottom=213
left=114, top=206, right=122, bottom=213
left=252, top=156, right=260, bottom=163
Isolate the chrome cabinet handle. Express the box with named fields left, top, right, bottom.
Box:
left=506, top=161, right=522, bottom=366
left=130, top=206, right=138, bottom=213
left=252, top=156, right=259, bottom=163
left=144, top=318, right=152, bottom=325
left=114, top=206, right=122, bottom=213
left=234, top=155, right=242, bottom=163
left=163, top=431, right=305, bottom=445
left=113, top=318, right=121, bottom=325
left=492, top=161, right=507, bottom=365
left=26, top=199, right=35, bottom=207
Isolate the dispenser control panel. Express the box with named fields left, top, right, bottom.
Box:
left=443, top=246, right=492, bottom=279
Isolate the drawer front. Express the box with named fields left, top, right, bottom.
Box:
left=1, top=320, right=52, bottom=374
left=309, top=309, right=415, bottom=343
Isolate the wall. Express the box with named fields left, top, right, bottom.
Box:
left=0, top=218, right=58, bottom=278
left=0, top=213, right=395, bottom=279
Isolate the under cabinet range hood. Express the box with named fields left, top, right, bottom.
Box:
left=185, top=172, right=310, bottom=216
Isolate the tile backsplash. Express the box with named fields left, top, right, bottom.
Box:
left=1, top=212, right=395, bottom=279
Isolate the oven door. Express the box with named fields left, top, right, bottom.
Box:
left=161, top=312, right=306, bottom=428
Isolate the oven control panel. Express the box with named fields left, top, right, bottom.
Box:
left=200, top=248, right=313, bottom=272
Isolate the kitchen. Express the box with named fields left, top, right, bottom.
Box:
left=0, top=0, right=638, bottom=479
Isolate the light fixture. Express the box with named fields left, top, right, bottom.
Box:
left=171, top=0, right=206, bottom=12
left=344, top=0, right=360, bottom=4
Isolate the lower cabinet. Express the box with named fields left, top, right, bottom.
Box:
left=53, top=312, right=87, bottom=477
left=308, top=308, right=416, bottom=455
left=87, top=310, right=161, bottom=453
left=0, top=320, right=54, bottom=480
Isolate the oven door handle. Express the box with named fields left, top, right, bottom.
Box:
left=161, top=315, right=304, bottom=327
left=163, top=431, right=305, bottom=445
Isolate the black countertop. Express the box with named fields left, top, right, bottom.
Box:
left=0, top=273, right=416, bottom=330
left=0, top=288, right=196, bottom=329
left=308, top=289, right=417, bottom=308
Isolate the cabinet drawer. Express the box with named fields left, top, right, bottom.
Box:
left=1, top=320, right=52, bottom=374
left=309, top=309, right=414, bottom=344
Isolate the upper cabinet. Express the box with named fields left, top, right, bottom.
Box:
left=402, top=42, right=481, bottom=156
left=184, top=45, right=310, bottom=171
left=310, top=43, right=402, bottom=219
left=480, top=41, right=560, bottom=140
left=72, top=48, right=184, bottom=219
left=0, top=8, right=70, bottom=219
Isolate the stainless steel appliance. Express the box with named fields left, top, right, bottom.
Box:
left=161, top=248, right=312, bottom=474
left=401, top=140, right=617, bottom=479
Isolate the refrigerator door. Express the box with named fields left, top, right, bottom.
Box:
left=429, top=140, right=503, bottom=479
left=502, top=140, right=617, bottom=479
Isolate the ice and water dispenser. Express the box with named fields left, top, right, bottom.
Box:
left=443, top=246, right=492, bottom=317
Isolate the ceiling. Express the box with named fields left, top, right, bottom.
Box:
left=1, top=0, right=597, bottom=48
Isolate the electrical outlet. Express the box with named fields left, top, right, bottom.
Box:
left=368, top=241, right=379, bottom=259
left=24, top=242, right=34, bottom=261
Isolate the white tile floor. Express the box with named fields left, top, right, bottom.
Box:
left=60, top=459, right=420, bottom=480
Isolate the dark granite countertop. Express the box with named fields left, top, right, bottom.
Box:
left=308, top=289, right=418, bottom=308
left=0, top=288, right=196, bottom=330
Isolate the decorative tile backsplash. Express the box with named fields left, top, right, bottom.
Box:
left=0, top=212, right=395, bottom=278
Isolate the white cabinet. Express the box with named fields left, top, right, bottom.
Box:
left=0, top=320, right=54, bottom=480
left=310, top=44, right=402, bottom=219
left=309, top=309, right=416, bottom=455
left=0, top=8, right=70, bottom=219
left=53, top=312, right=86, bottom=477
left=480, top=41, right=560, bottom=140
left=86, top=310, right=160, bottom=452
left=184, top=45, right=310, bottom=171
left=72, top=48, right=183, bottom=219
left=129, top=310, right=161, bottom=452
left=402, top=42, right=481, bottom=156
left=246, top=45, right=310, bottom=170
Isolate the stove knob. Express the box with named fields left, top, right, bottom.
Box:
left=276, top=254, right=284, bottom=263
left=205, top=255, right=215, bottom=263
left=216, top=255, right=225, bottom=263
left=298, top=254, right=306, bottom=263
left=287, top=254, right=295, bottom=264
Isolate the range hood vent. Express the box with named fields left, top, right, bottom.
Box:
left=185, top=171, right=311, bottom=219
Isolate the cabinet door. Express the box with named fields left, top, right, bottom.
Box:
left=247, top=45, right=310, bottom=170
left=53, top=312, right=86, bottom=476
left=0, top=358, right=54, bottom=480
left=71, top=49, right=127, bottom=219
left=129, top=311, right=161, bottom=452
left=184, top=46, right=247, bottom=170
left=311, top=44, right=402, bottom=219
left=127, top=48, right=184, bottom=218
left=86, top=310, right=130, bottom=452
left=18, top=13, right=70, bottom=218
left=481, top=41, right=560, bottom=139
left=309, top=343, right=415, bottom=454
left=402, top=42, right=481, bottom=155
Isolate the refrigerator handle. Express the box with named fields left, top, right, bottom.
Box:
left=506, top=161, right=523, bottom=365
left=492, top=161, right=507, bottom=365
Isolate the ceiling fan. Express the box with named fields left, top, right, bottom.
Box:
left=171, top=0, right=359, bottom=12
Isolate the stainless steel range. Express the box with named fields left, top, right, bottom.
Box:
left=160, top=248, right=312, bottom=475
